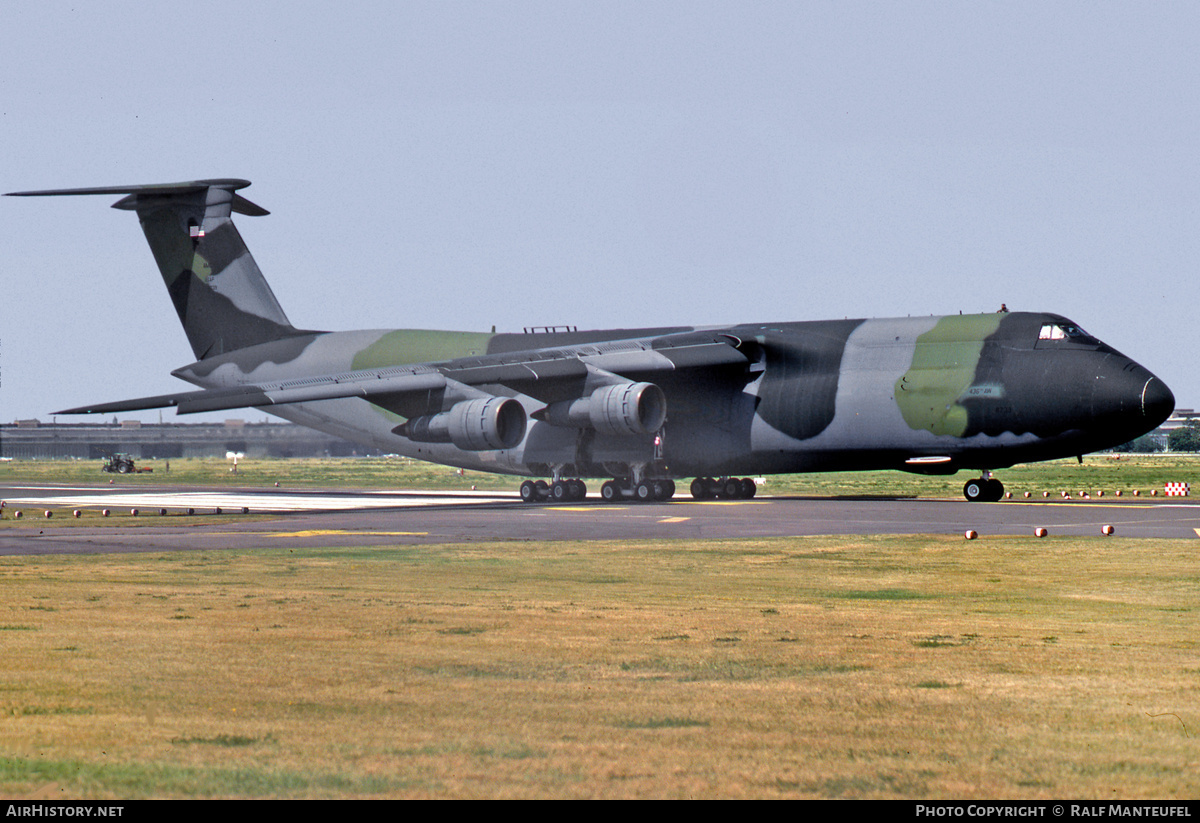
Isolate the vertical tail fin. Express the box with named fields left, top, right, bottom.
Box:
left=8, top=179, right=308, bottom=359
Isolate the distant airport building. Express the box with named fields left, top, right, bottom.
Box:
left=1149, top=408, right=1200, bottom=449
left=0, top=420, right=378, bottom=460
left=1158, top=408, right=1199, bottom=432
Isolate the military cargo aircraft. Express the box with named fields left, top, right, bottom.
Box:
left=8, top=179, right=1175, bottom=502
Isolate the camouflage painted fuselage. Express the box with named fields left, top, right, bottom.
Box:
left=170, top=311, right=1173, bottom=480
left=10, top=178, right=1173, bottom=486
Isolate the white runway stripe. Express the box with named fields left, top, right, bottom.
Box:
left=2, top=491, right=511, bottom=512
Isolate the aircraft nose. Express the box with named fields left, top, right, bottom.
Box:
left=1140, top=375, right=1175, bottom=428
left=1091, top=358, right=1174, bottom=439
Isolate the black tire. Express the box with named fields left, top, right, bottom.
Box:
left=740, top=478, right=757, bottom=498
left=963, top=479, right=985, bottom=502
left=985, top=478, right=1005, bottom=502
left=635, top=482, right=653, bottom=502
left=520, top=480, right=539, bottom=503
left=690, top=478, right=709, bottom=499
left=601, top=481, right=620, bottom=502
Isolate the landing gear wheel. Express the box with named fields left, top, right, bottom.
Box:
left=985, top=478, right=1004, bottom=502
left=963, top=479, right=985, bottom=502
left=546, top=479, right=588, bottom=502
left=964, top=478, right=1004, bottom=502
left=635, top=482, right=654, bottom=502
left=520, top=480, right=539, bottom=503
left=690, top=478, right=711, bottom=499
left=601, top=481, right=620, bottom=502
left=647, top=480, right=677, bottom=501
left=740, top=478, right=757, bottom=498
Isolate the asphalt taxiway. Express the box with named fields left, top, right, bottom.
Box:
left=2, top=482, right=1199, bottom=555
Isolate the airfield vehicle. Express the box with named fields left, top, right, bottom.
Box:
left=101, top=453, right=150, bottom=474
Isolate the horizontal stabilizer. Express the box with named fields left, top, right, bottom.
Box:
left=6, top=179, right=269, bottom=216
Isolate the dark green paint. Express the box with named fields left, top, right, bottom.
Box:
left=895, top=314, right=1003, bottom=437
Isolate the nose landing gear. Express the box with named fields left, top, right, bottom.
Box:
left=963, top=476, right=1004, bottom=502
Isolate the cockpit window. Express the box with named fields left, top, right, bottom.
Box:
left=1037, top=323, right=1098, bottom=345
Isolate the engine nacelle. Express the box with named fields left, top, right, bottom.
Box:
left=397, top=397, right=526, bottom=451
left=540, top=382, right=667, bottom=436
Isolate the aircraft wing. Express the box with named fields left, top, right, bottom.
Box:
left=53, top=371, right=450, bottom=416
left=54, top=337, right=749, bottom=416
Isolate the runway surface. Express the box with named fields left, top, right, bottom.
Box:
left=2, top=481, right=1199, bottom=555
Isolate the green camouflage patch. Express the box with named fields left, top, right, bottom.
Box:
left=350, top=329, right=494, bottom=371
left=894, top=314, right=1003, bottom=437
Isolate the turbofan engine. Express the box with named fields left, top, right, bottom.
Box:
left=538, top=382, right=666, bottom=436
left=395, top=396, right=526, bottom=451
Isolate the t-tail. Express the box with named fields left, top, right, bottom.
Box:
left=7, top=179, right=309, bottom=359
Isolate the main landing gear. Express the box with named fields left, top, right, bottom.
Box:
left=963, top=476, right=1004, bottom=502
left=518, top=475, right=759, bottom=503
left=689, top=476, right=758, bottom=500
left=518, top=477, right=680, bottom=503
left=600, top=478, right=676, bottom=502
left=519, top=478, right=587, bottom=503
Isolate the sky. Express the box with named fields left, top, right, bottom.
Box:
left=2, top=1, right=1198, bottom=424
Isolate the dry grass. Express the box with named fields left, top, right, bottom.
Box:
left=0, top=535, right=1197, bottom=798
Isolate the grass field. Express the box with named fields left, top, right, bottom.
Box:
left=1, top=534, right=1197, bottom=799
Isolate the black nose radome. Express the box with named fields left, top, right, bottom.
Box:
left=1141, top=376, right=1175, bottom=428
